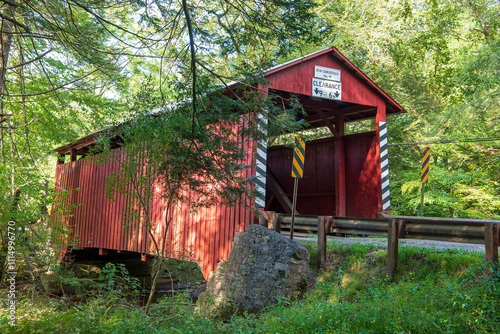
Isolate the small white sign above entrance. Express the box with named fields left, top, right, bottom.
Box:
left=312, top=77, right=342, bottom=101
left=314, top=65, right=341, bottom=82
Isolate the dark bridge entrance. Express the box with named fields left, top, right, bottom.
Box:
left=266, top=133, right=380, bottom=218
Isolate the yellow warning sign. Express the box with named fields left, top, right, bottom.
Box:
left=292, top=136, right=305, bottom=178
left=421, top=147, right=430, bottom=183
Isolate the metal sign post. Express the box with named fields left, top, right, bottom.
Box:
left=420, top=147, right=430, bottom=216
left=291, top=136, right=305, bottom=240
left=290, top=178, right=299, bottom=239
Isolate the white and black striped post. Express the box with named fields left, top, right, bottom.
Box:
left=379, top=121, right=391, bottom=212
left=255, top=113, right=268, bottom=208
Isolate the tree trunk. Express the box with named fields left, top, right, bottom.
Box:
left=0, top=3, right=16, bottom=165
left=144, top=258, right=162, bottom=314
left=144, top=203, right=174, bottom=313
left=0, top=3, right=15, bottom=93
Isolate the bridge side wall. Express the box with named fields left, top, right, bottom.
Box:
left=53, top=142, right=256, bottom=280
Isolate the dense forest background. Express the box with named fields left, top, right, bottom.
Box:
left=0, top=0, right=499, bottom=274
left=308, top=0, right=500, bottom=219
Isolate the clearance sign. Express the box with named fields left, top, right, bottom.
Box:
left=311, top=65, right=342, bottom=101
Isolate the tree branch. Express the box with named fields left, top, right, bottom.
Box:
left=0, top=12, right=28, bottom=32
left=68, top=0, right=163, bottom=42
left=1, top=58, right=113, bottom=97
left=182, top=0, right=196, bottom=137
left=0, top=118, right=36, bottom=129
left=0, top=0, right=24, bottom=7
left=5, top=48, right=52, bottom=70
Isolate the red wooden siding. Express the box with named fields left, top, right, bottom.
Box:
left=54, top=142, right=256, bottom=280
left=344, top=132, right=380, bottom=218
left=265, top=133, right=381, bottom=218
left=267, top=54, right=379, bottom=109
left=264, top=47, right=402, bottom=116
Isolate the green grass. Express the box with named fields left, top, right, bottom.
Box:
left=262, top=241, right=500, bottom=333
left=1, top=242, right=499, bottom=333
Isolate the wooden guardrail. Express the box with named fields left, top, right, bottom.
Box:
left=259, top=212, right=499, bottom=277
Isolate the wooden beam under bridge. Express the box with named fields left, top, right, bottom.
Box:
left=266, top=168, right=299, bottom=215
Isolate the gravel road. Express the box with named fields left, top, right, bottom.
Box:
left=295, top=236, right=486, bottom=253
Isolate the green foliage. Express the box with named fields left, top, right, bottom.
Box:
left=294, top=0, right=500, bottom=218
left=0, top=0, right=317, bottom=299
left=2, top=0, right=498, bottom=295
left=0, top=161, right=77, bottom=285
left=162, top=258, right=205, bottom=284
left=390, top=144, right=500, bottom=218
left=96, top=263, right=141, bottom=299
left=261, top=243, right=499, bottom=334
left=2, top=0, right=500, bottom=328
left=41, top=262, right=140, bottom=302
left=2, top=243, right=498, bottom=333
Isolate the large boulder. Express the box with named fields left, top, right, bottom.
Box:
left=197, top=224, right=310, bottom=318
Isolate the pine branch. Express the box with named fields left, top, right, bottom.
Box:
left=0, top=58, right=113, bottom=97
left=68, top=0, right=163, bottom=43
left=182, top=0, right=196, bottom=137
left=0, top=0, right=24, bottom=7
left=0, top=11, right=28, bottom=31
left=0, top=118, right=36, bottom=129
left=5, top=48, right=52, bottom=70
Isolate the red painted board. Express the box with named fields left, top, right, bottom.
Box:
left=344, top=132, right=380, bottom=218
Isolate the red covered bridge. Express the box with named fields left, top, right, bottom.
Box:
left=53, top=47, right=403, bottom=279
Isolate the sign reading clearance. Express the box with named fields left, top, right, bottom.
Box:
left=312, top=65, right=342, bottom=101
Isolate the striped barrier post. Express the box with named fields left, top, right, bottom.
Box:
left=255, top=113, right=268, bottom=209
left=379, top=122, right=391, bottom=212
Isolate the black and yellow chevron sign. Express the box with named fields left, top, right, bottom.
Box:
left=292, top=136, right=305, bottom=178
left=421, top=147, right=430, bottom=183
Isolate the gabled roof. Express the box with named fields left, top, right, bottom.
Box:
left=261, top=46, right=404, bottom=114
left=55, top=46, right=404, bottom=155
